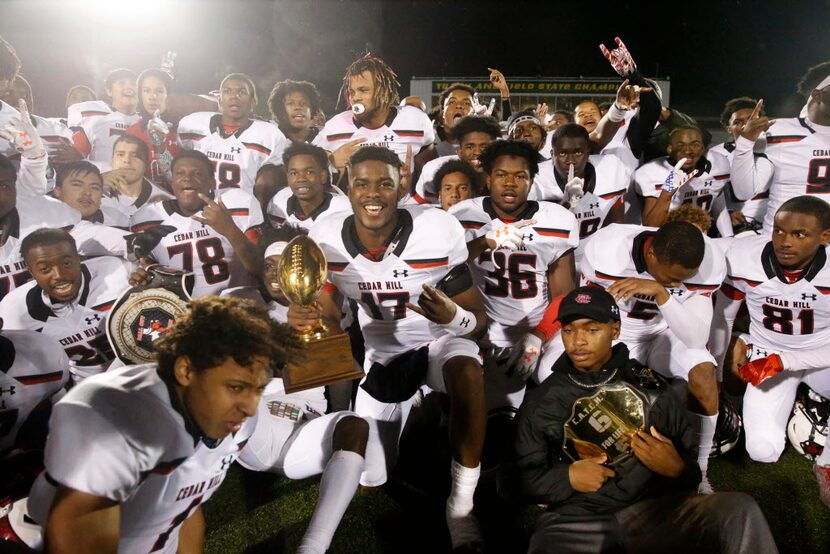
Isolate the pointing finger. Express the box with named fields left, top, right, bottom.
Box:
left=197, top=192, right=217, bottom=206
left=750, top=99, right=764, bottom=120
left=513, top=218, right=537, bottom=229
left=650, top=426, right=671, bottom=443
left=673, top=158, right=688, bottom=172
left=568, top=163, right=575, bottom=182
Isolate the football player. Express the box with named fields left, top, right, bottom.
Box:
left=177, top=73, right=288, bottom=197
left=711, top=197, right=830, bottom=476
left=449, top=139, right=578, bottom=411
left=573, top=219, right=726, bottom=489
left=507, top=109, right=547, bottom=160
left=53, top=161, right=129, bottom=228
left=731, top=61, right=830, bottom=230
left=267, top=79, right=323, bottom=144
left=313, top=53, right=436, bottom=187
left=635, top=126, right=731, bottom=229
left=129, top=150, right=262, bottom=297
left=434, top=159, right=482, bottom=212
left=289, top=146, right=488, bottom=551
left=71, top=68, right=140, bottom=171
left=100, top=135, right=172, bottom=220
left=266, top=142, right=351, bottom=229
left=0, top=229, right=130, bottom=382
left=412, top=115, right=500, bottom=205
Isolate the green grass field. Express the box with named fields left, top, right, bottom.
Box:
left=204, top=415, right=830, bottom=554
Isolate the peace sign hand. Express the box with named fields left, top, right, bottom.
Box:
left=599, top=36, right=637, bottom=77
left=740, top=99, right=776, bottom=142
left=191, top=192, right=236, bottom=237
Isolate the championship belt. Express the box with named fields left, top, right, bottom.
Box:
left=106, top=265, right=194, bottom=364
left=563, top=374, right=659, bottom=469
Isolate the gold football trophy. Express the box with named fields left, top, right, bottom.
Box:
left=278, top=235, right=364, bottom=392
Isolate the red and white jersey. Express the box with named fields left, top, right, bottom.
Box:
left=73, top=106, right=140, bottom=171
left=449, top=197, right=578, bottom=344
left=0, top=256, right=129, bottom=380
left=176, top=112, right=288, bottom=194
left=266, top=188, right=352, bottom=230
left=0, top=236, right=32, bottom=302
left=709, top=141, right=770, bottom=225
left=0, top=330, right=70, bottom=452
left=130, top=190, right=263, bottom=297
left=757, top=118, right=830, bottom=229
left=721, top=235, right=830, bottom=352
left=411, top=154, right=459, bottom=205
left=27, top=363, right=257, bottom=554
left=66, top=100, right=111, bottom=131
left=581, top=224, right=726, bottom=339
left=312, top=105, right=435, bottom=163
left=309, top=205, right=468, bottom=360
left=634, top=153, right=731, bottom=215
left=101, top=178, right=173, bottom=220
left=15, top=195, right=80, bottom=239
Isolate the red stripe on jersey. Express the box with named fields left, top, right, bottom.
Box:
left=179, top=133, right=205, bottom=141
left=131, top=220, right=163, bottom=233
left=713, top=174, right=730, bottom=181
left=654, top=183, right=664, bottom=190
left=328, top=261, right=349, bottom=272
left=16, top=371, right=64, bottom=385
left=72, top=130, right=91, bottom=156
left=322, top=282, right=339, bottom=294
left=584, top=280, right=608, bottom=289
left=720, top=283, right=745, bottom=300
left=815, top=286, right=830, bottom=295
left=594, top=271, right=623, bottom=282
left=227, top=208, right=250, bottom=217
left=729, top=275, right=761, bottom=287
left=394, top=130, right=425, bottom=137
left=766, top=135, right=805, bottom=144
left=92, top=300, right=114, bottom=312
left=81, top=110, right=109, bottom=117
left=460, top=220, right=484, bottom=230
left=405, top=257, right=449, bottom=269
left=411, top=192, right=430, bottom=205
left=599, top=189, right=626, bottom=200
left=327, top=133, right=354, bottom=141
left=684, top=283, right=720, bottom=292
left=535, top=227, right=570, bottom=238
left=243, top=142, right=271, bottom=156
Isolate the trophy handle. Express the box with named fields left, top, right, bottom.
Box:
left=298, top=320, right=329, bottom=342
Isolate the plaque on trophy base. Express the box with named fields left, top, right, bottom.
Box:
left=282, top=333, right=364, bottom=393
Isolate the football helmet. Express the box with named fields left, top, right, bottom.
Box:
left=710, top=393, right=742, bottom=458
left=787, top=383, right=830, bottom=460
left=0, top=497, right=42, bottom=549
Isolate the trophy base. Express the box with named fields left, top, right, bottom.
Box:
left=298, top=323, right=329, bottom=343
left=283, top=333, right=365, bottom=393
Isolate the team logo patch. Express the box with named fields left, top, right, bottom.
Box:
left=575, top=294, right=591, bottom=304
left=267, top=401, right=303, bottom=422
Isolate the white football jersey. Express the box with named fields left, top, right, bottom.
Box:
left=0, top=330, right=70, bottom=452
left=722, top=235, right=830, bottom=352
left=634, top=153, right=731, bottom=214
left=708, top=141, right=770, bottom=225
left=411, top=154, right=459, bottom=205
left=130, top=190, right=263, bottom=297
left=0, top=100, right=20, bottom=157
left=27, top=363, right=257, bottom=554
left=266, top=187, right=352, bottom=230
left=449, top=197, right=578, bottom=344
left=0, top=256, right=130, bottom=380
left=66, top=100, right=111, bottom=131
left=32, top=114, right=74, bottom=190
left=176, top=112, right=288, bottom=194
left=757, top=117, right=830, bottom=229
left=312, top=105, right=435, bottom=163
left=101, top=178, right=173, bottom=220
left=74, top=107, right=140, bottom=171
left=581, top=224, right=726, bottom=340
left=0, top=236, right=31, bottom=301
left=309, top=205, right=468, bottom=360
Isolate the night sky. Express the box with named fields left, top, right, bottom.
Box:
left=2, top=0, right=829, bottom=121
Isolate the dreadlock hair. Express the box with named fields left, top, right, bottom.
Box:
left=797, top=61, right=830, bottom=97
left=719, top=97, right=760, bottom=128
left=339, top=52, right=400, bottom=111
left=0, top=35, right=21, bottom=85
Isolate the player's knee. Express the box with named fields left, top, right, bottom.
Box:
left=745, top=437, right=784, bottom=463
left=443, top=356, right=484, bottom=394
left=333, top=415, right=369, bottom=454
left=688, top=363, right=717, bottom=395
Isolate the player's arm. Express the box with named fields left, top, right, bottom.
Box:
left=730, top=99, right=775, bottom=201
left=546, top=250, right=577, bottom=300
left=641, top=194, right=673, bottom=228
left=176, top=505, right=206, bottom=554
left=191, top=193, right=262, bottom=277
left=709, top=284, right=745, bottom=367
left=45, top=486, right=120, bottom=554
left=407, top=268, right=488, bottom=340
left=603, top=199, right=624, bottom=227
left=287, top=285, right=346, bottom=335
left=658, top=292, right=713, bottom=349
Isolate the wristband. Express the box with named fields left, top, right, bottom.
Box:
left=534, top=295, right=564, bottom=342
left=606, top=102, right=626, bottom=123
left=442, top=304, right=477, bottom=336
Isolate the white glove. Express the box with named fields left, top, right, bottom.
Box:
left=0, top=100, right=45, bottom=159
left=147, top=110, right=170, bottom=146
left=661, top=158, right=698, bottom=195
left=485, top=218, right=536, bottom=268
left=563, top=164, right=584, bottom=211
left=160, top=51, right=177, bottom=77
left=506, top=333, right=543, bottom=381
left=599, top=36, right=637, bottom=77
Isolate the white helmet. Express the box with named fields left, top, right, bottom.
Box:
left=787, top=384, right=830, bottom=460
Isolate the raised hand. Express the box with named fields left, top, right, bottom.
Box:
left=564, top=163, right=584, bottom=211
left=662, top=158, right=698, bottom=195
left=400, top=144, right=413, bottom=194
left=488, top=67, right=509, bottom=97
left=160, top=51, right=177, bottom=77
left=485, top=218, right=536, bottom=268
left=599, top=36, right=637, bottom=77
left=147, top=109, right=170, bottom=145
left=615, top=78, right=653, bottom=110
left=191, top=193, right=237, bottom=237
left=406, top=283, right=458, bottom=325
left=740, top=99, right=775, bottom=142
left=330, top=137, right=367, bottom=170
left=0, top=99, right=45, bottom=159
